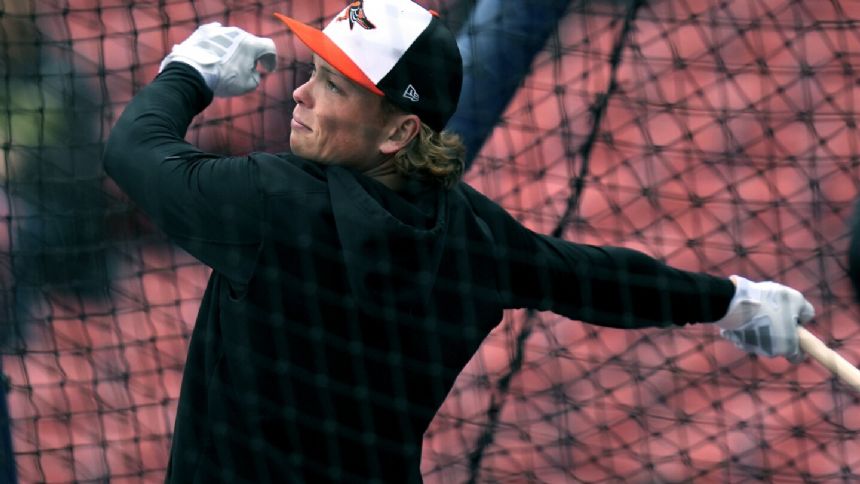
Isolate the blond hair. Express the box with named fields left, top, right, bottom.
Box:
left=382, top=101, right=466, bottom=189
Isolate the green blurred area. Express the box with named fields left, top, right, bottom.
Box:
left=1, top=5, right=112, bottom=338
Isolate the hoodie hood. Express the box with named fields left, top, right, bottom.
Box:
left=327, top=167, right=448, bottom=312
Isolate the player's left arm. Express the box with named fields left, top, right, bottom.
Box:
left=460, top=184, right=814, bottom=360
left=459, top=184, right=735, bottom=327
left=524, top=229, right=816, bottom=361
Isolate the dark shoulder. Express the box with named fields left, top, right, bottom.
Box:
left=251, top=152, right=329, bottom=195
left=451, top=181, right=507, bottom=217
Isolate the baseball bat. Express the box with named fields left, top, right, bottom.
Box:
left=798, top=327, right=860, bottom=393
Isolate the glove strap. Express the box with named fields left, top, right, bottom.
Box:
left=716, top=275, right=761, bottom=330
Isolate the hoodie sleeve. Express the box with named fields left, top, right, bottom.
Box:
left=103, top=62, right=264, bottom=284
left=460, top=184, right=735, bottom=329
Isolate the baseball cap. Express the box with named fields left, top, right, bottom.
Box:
left=274, top=0, right=462, bottom=132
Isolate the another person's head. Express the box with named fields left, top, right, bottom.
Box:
left=276, top=0, right=464, bottom=188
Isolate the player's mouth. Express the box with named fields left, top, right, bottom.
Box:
left=291, top=115, right=312, bottom=132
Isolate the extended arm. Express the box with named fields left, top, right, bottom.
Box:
left=527, top=237, right=735, bottom=328
left=462, top=184, right=813, bottom=360
left=459, top=184, right=734, bottom=328
left=503, top=223, right=735, bottom=329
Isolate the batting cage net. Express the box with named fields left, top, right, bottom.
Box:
left=2, top=0, right=859, bottom=481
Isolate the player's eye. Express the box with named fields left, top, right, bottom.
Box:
left=326, top=79, right=341, bottom=94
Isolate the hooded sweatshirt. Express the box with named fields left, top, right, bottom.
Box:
left=104, top=63, right=735, bottom=483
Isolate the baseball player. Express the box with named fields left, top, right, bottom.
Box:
left=103, top=0, right=814, bottom=482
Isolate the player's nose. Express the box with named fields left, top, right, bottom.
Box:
left=293, top=78, right=312, bottom=107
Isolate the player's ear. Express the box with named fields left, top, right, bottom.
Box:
left=379, top=113, right=420, bottom=155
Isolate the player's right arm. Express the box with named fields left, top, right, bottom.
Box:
left=103, top=24, right=276, bottom=283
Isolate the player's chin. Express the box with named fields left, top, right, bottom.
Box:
left=288, top=134, right=308, bottom=157
left=289, top=136, right=324, bottom=163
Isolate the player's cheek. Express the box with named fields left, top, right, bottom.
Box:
left=315, top=115, right=340, bottom=155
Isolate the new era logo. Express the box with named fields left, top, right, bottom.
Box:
left=403, top=84, right=419, bottom=102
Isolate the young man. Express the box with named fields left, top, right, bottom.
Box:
left=103, top=0, right=814, bottom=482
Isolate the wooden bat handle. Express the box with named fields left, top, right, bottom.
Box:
left=798, top=327, right=860, bottom=393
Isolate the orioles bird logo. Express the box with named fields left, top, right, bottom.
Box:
left=337, top=0, right=376, bottom=30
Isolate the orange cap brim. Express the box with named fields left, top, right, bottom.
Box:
left=274, top=12, right=384, bottom=96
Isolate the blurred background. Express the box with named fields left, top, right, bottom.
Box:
left=1, top=0, right=859, bottom=481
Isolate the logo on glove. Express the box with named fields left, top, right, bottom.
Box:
left=338, top=1, right=376, bottom=30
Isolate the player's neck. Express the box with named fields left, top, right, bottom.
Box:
left=364, top=157, right=406, bottom=191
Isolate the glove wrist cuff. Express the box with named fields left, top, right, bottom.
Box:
left=716, top=275, right=759, bottom=330
left=159, top=56, right=218, bottom=90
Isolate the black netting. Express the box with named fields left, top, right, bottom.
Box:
left=1, top=0, right=859, bottom=482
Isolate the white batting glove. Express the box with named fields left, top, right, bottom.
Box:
left=160, top=22, right=276, bottom=97
left=716, top=276, right=815, bottom=362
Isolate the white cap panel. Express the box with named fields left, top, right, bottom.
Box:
left=323, top=0, right=432, bottom=84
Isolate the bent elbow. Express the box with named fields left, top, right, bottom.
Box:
left=102, top=121, right=128, bottom=178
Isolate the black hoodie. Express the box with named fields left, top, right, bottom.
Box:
left=104, top=63, right=735, bottom=483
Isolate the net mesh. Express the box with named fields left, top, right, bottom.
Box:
left=2, top=0, right=860, bottom=481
